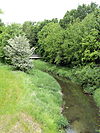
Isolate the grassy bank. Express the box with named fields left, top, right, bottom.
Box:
left=33, top=60, right=100, bottom=107
left=0, top=63, right=67, bottom=133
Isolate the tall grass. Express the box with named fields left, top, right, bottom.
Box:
left=0, top=64, right=67, bottom=133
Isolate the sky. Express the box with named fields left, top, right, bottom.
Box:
left=0, top=0, right=100, bottom=24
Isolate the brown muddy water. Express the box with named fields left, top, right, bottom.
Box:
left=55, top=77, right=100, bottom=133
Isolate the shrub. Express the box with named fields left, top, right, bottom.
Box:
left=72, top=65, right=100, bottom=93
left=4, top=35, right=33, bottom=72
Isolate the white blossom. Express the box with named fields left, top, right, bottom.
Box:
left=4, top=35, right=34, bottom=71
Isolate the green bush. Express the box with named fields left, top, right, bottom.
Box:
left=4, top=35, right=33, bottom=72
left=72, top=65, right=100, bottom=93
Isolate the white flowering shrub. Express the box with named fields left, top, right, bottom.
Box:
left=4, top=35, right=33, bottom=71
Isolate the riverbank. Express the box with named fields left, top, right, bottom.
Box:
left=0, top=63, right=67, bottom=133
left=33, top=60, right=100, bottom=108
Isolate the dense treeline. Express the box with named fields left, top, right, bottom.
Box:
left=59, top=3, right=99, bottom=28
left=0, top=3, right=100, bottom=104
left=22, top=18, right=58, bottom=47
left=0, top=3, right=99, bottom=67
left=37, top=3, right=100, bottom=66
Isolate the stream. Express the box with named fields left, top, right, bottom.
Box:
left=55, top=76, right=100, bottom=133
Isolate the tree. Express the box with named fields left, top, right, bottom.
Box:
left=38, top=22, right=64, bottom=64
left=38, top=9, right=100, bottom=66
left=22, top=19, right=58, bottom=48
left=0, top=23, right=24, bottom=61
left=36, top=18, right=58, bottom=31
left=4, top=36, right=33, bottom=71
left=22, top=21, right=37, bottom=47
left=80, top=10, right=100, bottom=64
left=59, top=3, right=99, bottom=29
left=61, top=10, right=100, bottom=66
left=22, top=20, right=51, bottom=48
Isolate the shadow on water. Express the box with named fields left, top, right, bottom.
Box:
left=55, top=76, right=100, bottom=133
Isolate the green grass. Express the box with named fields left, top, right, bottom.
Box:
left=94, top=88, right=100, bottom=107
left=0, top=63, right=67, bottom=133
left=33, top=60, right=73, bottom=80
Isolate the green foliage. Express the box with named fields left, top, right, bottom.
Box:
left=22, top=19, right=58, bottom=48
left=72, top=65, right=100, bottom=93
left=22, top=20, right=50, bottom=47
left=61, top=21, right=83, bottom=66
left=0, top=23, right=24, bottom=61
left=38, top=10, right=100, bottom=66
left=81, top=29, right=100, bottom=64
left=0, top=64, right=68, bottom=133
left=38, top=22, right=65, bottom=64
left=22, top=21, right=38, bottom=47
left=63, top=11, right=100, bottom=66
left=4, top=35, right=33, bottom=71
left=80, top=10, right=100, bottom=64
left=59, top=2, right=99, bottom=29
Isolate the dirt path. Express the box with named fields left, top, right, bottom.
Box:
left=0, top=113, right=42, bottom=133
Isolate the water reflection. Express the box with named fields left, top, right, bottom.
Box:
left=66, top=127, right=76, bottom=133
